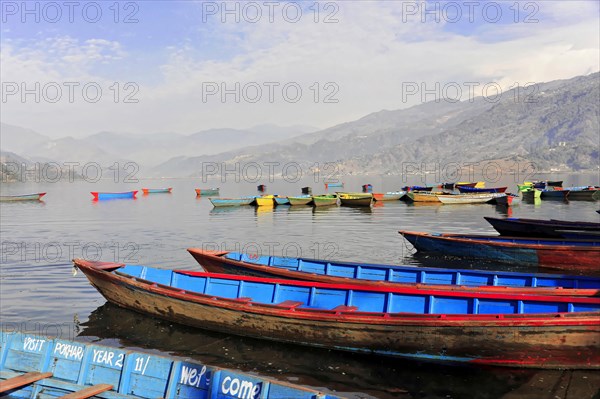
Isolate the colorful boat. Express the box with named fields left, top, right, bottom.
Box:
left=288, top=195, right=313, bottom=206
left=456, top=181, right=485, bottom=188
left=485, top=217, right=600, bottom=239
left=457, top=186, right=507, bottom=194
left=402, top=185, right=434, bottom=192
left=274, top=196, right=290, bottom=205
left=564, top=187, right=600, bottom=201
left=361, top=184, right=373, bottom=192
left=437, top=193, right=501, bottom=204
left=399, top=231, right=600, bottom=272
left=142, top=188, right=172, bottom=194
left=492, top=193, right=520, bottom=206
left=517, top=183, right=534, bottom=192
left=521, top=188, right=542, bottom=201
left=337, top=193, right=372, bottom=207
left=91, top=191, right=137, bottom=200
left=405, top=191, right=450, bottom=203
left=540, top=189, right=570, bottom=200
left=372, top=191, right=406, bottom=201
left=324, top=182, right=344, bottom=189
left=187, top=248, right=600, bottom=296
left=74, top=258, right=600, bottom=369
left=312, top=194, right=338, bottom=207
left=255, top=195, right=275, bottom=207
left=195, top=188, right=219, bottom=196
left=0, top=193, right=46, bottom=202
left=0, top=331, right=338, bottom=399
left=209, top=197, right=254, bottom=207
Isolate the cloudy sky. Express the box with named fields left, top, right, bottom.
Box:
left=1, top=0, right=599, bottom=137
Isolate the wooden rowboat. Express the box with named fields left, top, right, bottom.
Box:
left=485, top=217, right=600, bottom=239
left=373, top=191, right=406, bottom=201
left=274, top=196, right=290, bottom=205
left=312, top=194, right=338, bottom=207
left=521, top=188, right=542, bottom=201
left=0, top=331, right=337, bottom=399
left=540, top=189, right=570, bottom=200
left=73, top=258, right=600, bottom=369
left=0, top=193, right=46, bottom=202
left=337, top=193, right=373, bottom=207
left=209, top=197, right=254, bottom=207
left=406, top=191, right=450, bottom=202
left=195, top=188, right=219, bottom=196
left=399, top=231, right=600, bottom=273
left=457, top=186, right=507, bottom=194
left=492, top=193, right=520, bottom=206
left=255, top=195, right=275, bottom=207
left=142, top=188, right=172, bottom=194
left=288, top=195, right=313, bottom=206
left=91, top=191, right=137, bottom=200
left=564, top=187, right=600, bottom=201
left=437, top=193, right=501, bottom=204
left=187, top=248, right=600, bottom=296
left=324, top=182, right=344, bottom=188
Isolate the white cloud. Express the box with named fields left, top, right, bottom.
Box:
left=1, top=1, right=598, bottom=137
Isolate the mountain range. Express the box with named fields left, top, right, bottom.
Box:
left=1, top=72, right=598, bottom=178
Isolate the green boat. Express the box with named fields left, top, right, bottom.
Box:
left=288, top=195, right=313, bottom=206
left=517, top=182, right=534, bottom=192
left=312, top=194, right=338, bottom=207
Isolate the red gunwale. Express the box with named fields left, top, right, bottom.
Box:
left=187, top=249, right=600, bottom=296
left=73, top=259, right=600, bottom=326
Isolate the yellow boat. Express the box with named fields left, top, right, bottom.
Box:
left=406, top=191, right=451, bottom=203
left=255, top=195, right=275, bottom=207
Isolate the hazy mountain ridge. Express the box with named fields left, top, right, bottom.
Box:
left=153, top=72, right=599, bottom=177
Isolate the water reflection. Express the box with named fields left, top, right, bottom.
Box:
left=78, top=303, right=534, bottom=399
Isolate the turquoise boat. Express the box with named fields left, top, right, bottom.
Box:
left=91, top=191, right=137, bottom=200
left=209, top=197, right=255, bottom=207
left=0, top=331, right=339, bottom=398
left=274, top=196, right=290, bottom=205
left=142, top=188, right=172, bottom=194
left=0, top=193, right=46, bottom=202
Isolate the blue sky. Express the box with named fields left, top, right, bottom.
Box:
left=1, top=1, right=599, bottom=137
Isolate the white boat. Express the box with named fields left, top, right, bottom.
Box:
left=438, top=193, right=504, bottom=205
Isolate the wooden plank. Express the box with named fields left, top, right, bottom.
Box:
left=332, top=305, right=358, bottom=312
left=0, top=372, right=53, bottom=393
left=59, top=383, right=113, bottom=399
left=273, top=300, right=303, bottom=309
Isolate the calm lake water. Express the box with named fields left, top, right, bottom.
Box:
left=1, top=174, right=599, bottom=398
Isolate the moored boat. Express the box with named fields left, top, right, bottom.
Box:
left=74, top=258, right=600, bottom=369
left=288, top=195, right=313, bottom=206
left=540, top=189, right=570, bottom=200
left=521, top=188, right=542, bottom=201
left=195, top=188, right=219, bottom=196
left=456, top=181, right=485, bottom=188
left=517, top=182, right=534, bottom=192
left=257, top=184, right=267, bottom=192
left=492, top=193, right=521, bottom=206
left=301, top=186, right=312, bottom=194
left=362, top=184, right=373, bottom=192
left=406, top=191, right=450, bottom=203
left=402, top=185, right=434, bottom=192
left=564, top=187, right=600, bottom=201
left=255, top=195, right=275, bottom=207
left=372, top=191, right=406, bottom=201
left=324, top=182, right=344, bottom=188
left=457, top=186, right=507, bottom=194
left=142, top=188, right=172, bottom=194
left=0, top=331, right=338, bottom=399
left=274, top=196, right=290, bottom=205
left=188, top=248, right=600, bottom=296
left=484, top=217, right=600, bottom=239
left=337, top=192, right=373, bottom=207
left=209, top=197, right=254, bottom=207
left=91, top=191, right=137, bottom=200
left=312, top=194, right=338, bottom=207
left=399, top=230, right=600, bottom=272
left=437, top=193, right=501, bottom=204
left=0, top=193, right=46, bottom=202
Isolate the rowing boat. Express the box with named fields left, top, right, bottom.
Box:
left=274, top=196, right=290, bottom=205
left=255, top=195, right=275, bottom=207
left=399, top=231, right=600, bottom=272
left=521, top=188, right=542, bottom=201
left=457, top=186, right=507, bottom=194
left=73, top=258, right=600, bottom=369
left=406, top=191, right=450, bottom=203
left=187, top=248, right=600, bottom=296
left=91, top=191, right=137, bottom=200
left=437, top=193, right=502, bottom=204
left=492, top=193, right=520, bottom=206
left=142, top=188, right=172, bottom=194
left=312, top=194, right=338, bottom=207
left=540, top=189, right=569, bottom=200
left=0, top=331, right=338, bottom=399
left=484, top=217, right=600, bottom=239
left=324, top=182, right=344, bottom=188
left=372, top=191, right=406, bottom=201
left=564, top=187, right=599, bottom=201
left=288, top=195, right=313, bottom=206
left=0, top=193, right=46, bottom=202
left=209, top=197, right=254, bottom=207
left=456, top=181, right=485, bottom=188
left=195, top=188, right=219, bottom=196
left=337, top=193, right=373, bottom=207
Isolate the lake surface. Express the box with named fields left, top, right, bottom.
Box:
left=1, top=174, right=599, bottom=398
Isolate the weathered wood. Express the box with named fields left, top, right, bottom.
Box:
left=59, top=383, right=113, bottom=399
left=332, top=305, right=358, bottom=312
left=0, top=372, right=53, bottom=393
